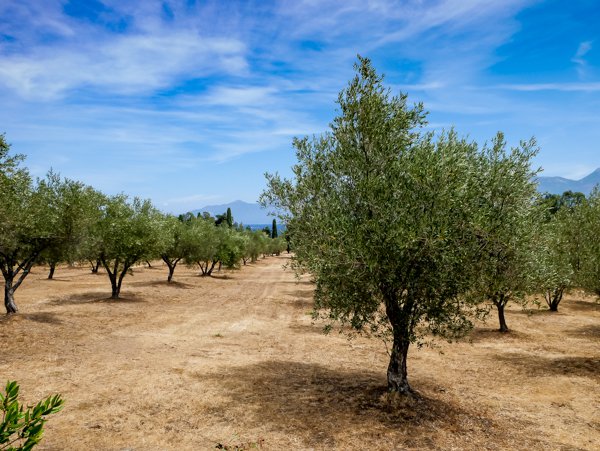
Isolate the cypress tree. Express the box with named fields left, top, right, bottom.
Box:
left=272, top=218, right=278, bottom=238
left=226, top=207, right=233, bottom=228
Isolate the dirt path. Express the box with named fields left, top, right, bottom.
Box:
left=1, top=255, right=598, bottom=450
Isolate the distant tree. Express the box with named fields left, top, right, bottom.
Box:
left=537, top=190, right=586, bottom=221
left=533, top=213, right=573, bottom=312
left=271, top=219, right=278, bottom=238
left=215, top=212, right=227, bottom=226
left=262, top=226, right=271, bottom=237
left=226, top=207, right=233, bottom=228
left=95, top=195, right=163, bottom=298
left=184, top=216, right=221, bottom=276
left=217, top=226, right=245, bottom=270
left=242, top=229, right=269, bottom=264
left=572, top=188, right=600, bottom=296
left=261, top=57, right=489, bottom=394
left=158, top=215, right=187, bottom=283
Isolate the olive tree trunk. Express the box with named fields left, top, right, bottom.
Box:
left=383, top=289, right=414, bottom=394
left=162, top=256, right=181, bottom=283
left=47, top=262, right=56, bottom=279
left=1, top=253, right=39, bottom=314
left=495, top=300, right=509, bottom=332
left=4, top=283, right=17, bottom=314
left=545, top=287, right=564, bottom=312
left=101, top=257, right=133, bottom=299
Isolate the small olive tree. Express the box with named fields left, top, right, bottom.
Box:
left=533, top=212, right=574, bottom=311
left=158, top=215, right=187, bottom=283
left=95, top=195, right=163, bottom=298
left=261, top=57, right=488, bottom=394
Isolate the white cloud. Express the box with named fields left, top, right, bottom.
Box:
left=0, top=31, right=246, bottom=100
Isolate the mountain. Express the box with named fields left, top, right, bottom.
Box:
left=536, top=168, right=600, bottom=195
left=190, top=200, right=278, bottom=225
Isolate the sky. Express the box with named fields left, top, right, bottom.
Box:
left=1, top=0, right=599, bottom=214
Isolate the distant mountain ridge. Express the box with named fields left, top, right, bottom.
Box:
left=189, top=169, right=600, bottom=222
left=536, top=168, right=600, bottom=195
left=190, top=200, right=278, bottom=225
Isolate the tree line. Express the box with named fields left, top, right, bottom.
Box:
left=261, top=56, right=600, bottom=395
left=0, top=134, right=286, bottom=314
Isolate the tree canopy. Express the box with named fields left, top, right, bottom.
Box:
left=261, top=56, right=509, bottom=393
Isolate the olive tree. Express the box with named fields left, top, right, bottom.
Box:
left=184, top=216, right=221, bottom=276
left=0, top=135, right=62, bottom=313
left=158, top=215, right=187, bottom=283
left=573, top=187, right=600, bottom=296
left=261, top=57, right=487, bottom=394
left=37, top=172, right=104, bottom=279
left=533, top=211, right=574, bottom=311
left=95, top=195, right=163, bottom=298
left=471, top=134, right=540, bottom=332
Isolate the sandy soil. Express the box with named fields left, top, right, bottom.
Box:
left=1, top=254, right=598, bottom=450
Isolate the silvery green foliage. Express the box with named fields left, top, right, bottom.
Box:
left=261, top=57, right=511, bottom=391
left=469, top=133, right=541, bottom=330
left=95, top=195, right=164, bottom=298
left=573, top=187, right=600, bottom=296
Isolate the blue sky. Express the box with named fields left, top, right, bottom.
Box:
left=1, top=0, right=599, bottom=213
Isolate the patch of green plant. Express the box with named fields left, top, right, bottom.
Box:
left=1, top=380, right=64, bottom=450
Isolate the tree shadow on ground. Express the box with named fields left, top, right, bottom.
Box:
left=282, top=289, right=314, bottom=309
left=568, top=324, right=600, bottom=339
left=129, top=279, right=193, bottom=289
left=565, top=299, right=600, bottom=312
left=0, top=311, right=62, bottom=325
left=200, top=360, right=542, bottom=450
left=22, top=312, right=63, bottom=324
left=49, top=291, right=146, bottom=305
left=465, top=327, right=530, bottom=343
left=288, top=322, right=327, bottom=335
left=512, top=307, right=557, bottom=316
left=497, top=352, right=600, bottom=380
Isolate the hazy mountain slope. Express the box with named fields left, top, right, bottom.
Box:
left=536, top=168, right=600, bottom=195
left=190, top=200, right=277, bottom=225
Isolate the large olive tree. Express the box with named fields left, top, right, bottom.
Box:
left=261, top=57, right=488, bottom=394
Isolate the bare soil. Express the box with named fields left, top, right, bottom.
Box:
left=1, top=254, right=598, bottom=450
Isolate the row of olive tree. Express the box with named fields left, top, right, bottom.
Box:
left=534, top=189, right=600, bottom=311
left=1, top=133, right=286, bottom=313
left=260, top=56, right=600, bottom=395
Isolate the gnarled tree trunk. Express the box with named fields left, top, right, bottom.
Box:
left=48, top=262, right=56, bottom=279
left=545, top=287, right=564, bottom=312
left=494, top=298, right=509, bottom=332
left=162, top=256, right=181, bottom=283
left=4, top=283, right=17, bottom=314
left=383, top=287, right=414, bottom=395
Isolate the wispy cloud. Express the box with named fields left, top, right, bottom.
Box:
left=572, top=40, right=593, bottom=78
left=495, top=82, right=600, bottom=92
left=0, top=0, right=598, bottom=213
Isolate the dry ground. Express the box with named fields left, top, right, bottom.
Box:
left=0, top=254, right=598, bottom=450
